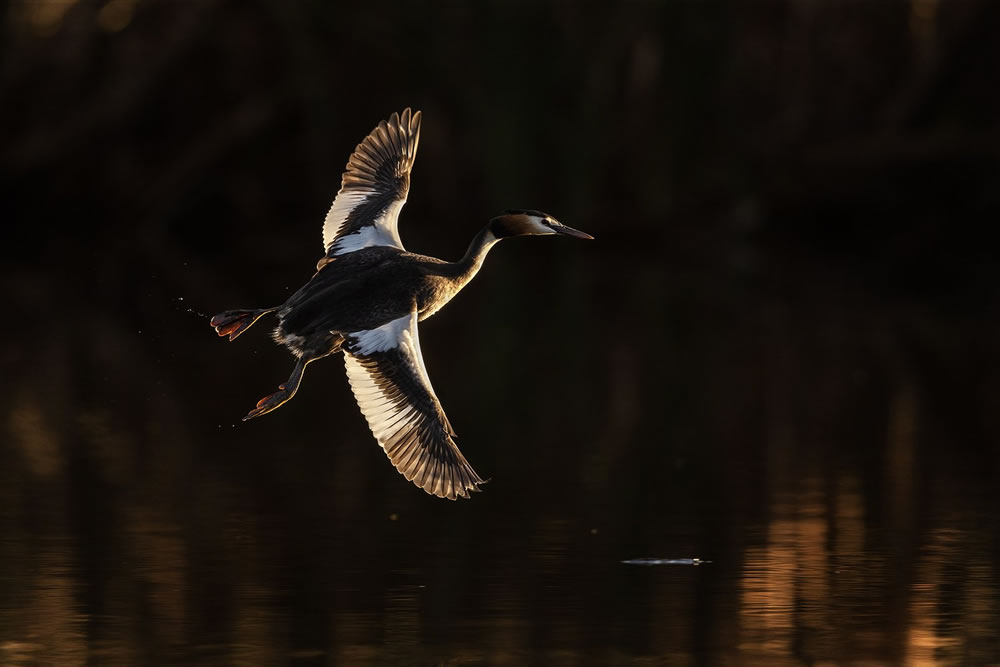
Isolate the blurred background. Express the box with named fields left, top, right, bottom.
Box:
left=2, top=0, right=999, bottom=664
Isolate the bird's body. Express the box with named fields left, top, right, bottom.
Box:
left=274, top=241, right=486, bottom=356
left=210, top=109, right=591, bottom=500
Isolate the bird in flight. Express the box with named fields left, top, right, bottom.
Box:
left=210, top=108, right=592, bottom=499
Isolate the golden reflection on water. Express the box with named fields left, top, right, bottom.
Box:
left=740, top=488, right=814, bottom=660
left=733, top=471, right=1000, bottom=666
left=1, top=539, right=86, bottom=665
left=2, top=403, right=1000, bottom=664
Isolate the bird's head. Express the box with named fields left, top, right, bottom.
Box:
left=489, top=210, right=593, bottom=241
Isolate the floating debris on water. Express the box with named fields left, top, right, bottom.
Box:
left=621, top=558, right=711, bottom=566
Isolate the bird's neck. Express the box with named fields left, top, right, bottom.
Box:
left=446, top=224, right=501, bottom=286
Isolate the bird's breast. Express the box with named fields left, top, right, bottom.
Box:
left=416, top=275, right=463, bottom=320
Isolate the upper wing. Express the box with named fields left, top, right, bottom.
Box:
left=322, top=108, right=422, bottom=256
left=343, top=309, right=485, bottom=500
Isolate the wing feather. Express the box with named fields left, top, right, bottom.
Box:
left=322, top=108, right=422, bottom=256
left=343, top=311, right=485, bottom=500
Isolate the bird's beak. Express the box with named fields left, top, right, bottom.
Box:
left=549, top=219, right=594, bottom=240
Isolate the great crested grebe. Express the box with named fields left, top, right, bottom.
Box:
left=210, top=108, right=592, bottom=500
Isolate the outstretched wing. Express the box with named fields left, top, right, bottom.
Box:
left=322, top=108, right=421, bottom=256
left=343, top=309, right=485, bottom=500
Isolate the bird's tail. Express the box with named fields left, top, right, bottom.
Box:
left=210, top=308, right=277, bottom=341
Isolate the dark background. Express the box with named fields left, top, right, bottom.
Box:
left=1, top=1, right=999, bottom=664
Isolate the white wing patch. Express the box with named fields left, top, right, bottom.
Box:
left=349, top=314, right=411, bottom=355
left=322, top=189, right=371, bottom=250
left=326, top=199, right=406, bottom=256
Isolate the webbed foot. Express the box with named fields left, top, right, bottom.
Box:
left=243, top=383, right=292, bottom=421
left=239, top=344, right=340, bottom=422
left=210, top=308, right=278, bottom=341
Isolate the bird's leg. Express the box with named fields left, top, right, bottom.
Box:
left=243, top=357, right=310, bottom=421
left=242, top=341, right=341, bottom=421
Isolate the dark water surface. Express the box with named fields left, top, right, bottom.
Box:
left=2, top=250, right=998, bottom=665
